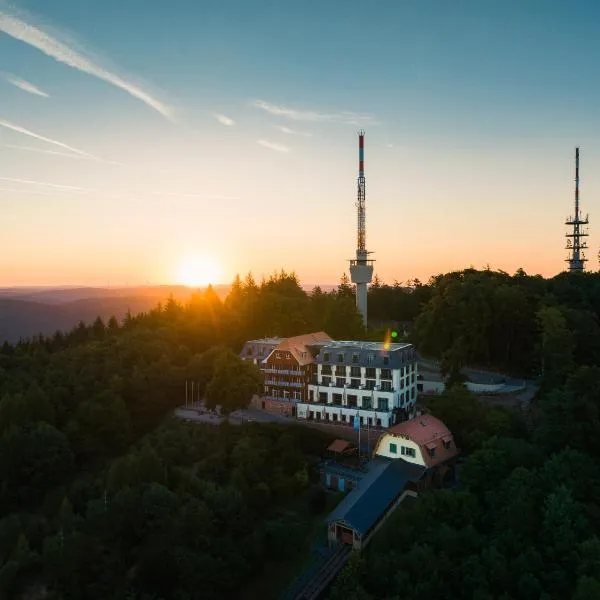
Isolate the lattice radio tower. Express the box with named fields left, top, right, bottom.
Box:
left=565, top=147, right=589, bottom=272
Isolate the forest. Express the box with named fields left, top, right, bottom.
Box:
left=329, top=269, right=600, bottom=600
left=1, top=267, right=600, bottom=598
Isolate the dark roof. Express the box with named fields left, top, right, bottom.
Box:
left=317, top=341, right=416, bottom=369
left=326, top=458, right=425, bottom=536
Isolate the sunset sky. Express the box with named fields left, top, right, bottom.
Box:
left=1, top=0, right=600, bottom=287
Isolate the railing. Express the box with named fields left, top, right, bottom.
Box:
left=264, top=379, right=304, bottom=388
left=262, top=368, right=303, bottom=375
left=298, top=400, right=391, bottom=413
left=264, top=395, right=299, bottom=402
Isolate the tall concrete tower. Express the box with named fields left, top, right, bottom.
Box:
left=349, top=131, right=374, bottom=327
left=565, top=147, right=589, bottom=272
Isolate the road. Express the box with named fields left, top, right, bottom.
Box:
left=174, top=405, right=382, bottom=450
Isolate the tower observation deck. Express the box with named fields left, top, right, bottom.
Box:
left=349, top=131, right=374, bottom=327
left=565, top=147, right=588, bottom=272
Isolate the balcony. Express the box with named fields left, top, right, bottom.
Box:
left=300, top=399, right=392, bottom=412
left=264, top=395, right=296, bottom=402
left=264, top=379, right=304, bottom=388
left=262, top=368, right=303, bottom=376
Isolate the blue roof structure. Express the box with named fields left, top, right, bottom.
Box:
left=326, top=458, right=425, bottom=536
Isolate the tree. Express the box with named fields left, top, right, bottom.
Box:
left=205, top=351, right=263, bottom=416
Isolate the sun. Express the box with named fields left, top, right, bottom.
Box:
left=176, top=255, right=221, bottom=288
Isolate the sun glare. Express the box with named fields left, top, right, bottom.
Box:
left=177, top=255, right=221, bottom=288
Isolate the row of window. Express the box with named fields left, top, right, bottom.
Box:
left=389, top=443, right=417, bottom=458
left=321, top=365, right=415, bottom=377
left=318, top=376, right=416, bottom=389
left=306, top=411, right=384, bottom=427
left=309, top=387, right=416, bottom=407
left=323, top=351, right=391, bottom=365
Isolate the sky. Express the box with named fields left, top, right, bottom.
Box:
left=1, top=0, right=600, bottom=287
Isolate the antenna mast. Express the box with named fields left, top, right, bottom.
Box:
left=565, top=147, right=588, bottom=272
left=349, top=131, right=374, bottom=327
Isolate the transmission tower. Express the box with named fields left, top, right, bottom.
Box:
left=565, top=147, right=588, bottom=272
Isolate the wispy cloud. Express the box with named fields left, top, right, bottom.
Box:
left=0, top=119, right=96, bottom=158
left=0, top=176, right=90, bottom=192
left=0, top=143, right=91, bottom=160
left=214, top=113, right=235, bottom=126
left=386, top=143, right=394, bottom=148
left=257, top=139, right=290, bottom=153
left=3, top=73, right=48, bottom=97
left=275, top=125, right=312, bottom=137
left=0, top=5, right=173, bottom=120
left=0, top=186, right=81, bottom=197
left=253, top=99, right=377, bottom=125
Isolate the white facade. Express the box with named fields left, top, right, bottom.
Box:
left=296, top=342, right=418, bottom=429
left=374, top=433, right=426, bottom=466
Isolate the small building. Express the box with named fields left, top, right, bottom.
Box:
left=373, top=413, right=458, bottom=486
left=326, top=458, right=424, bottom=551
left=325, top=414, right=458, bottom=552
left=297, top=341, right=418, bottom=429
left=253, top=331, right=331, bottom=416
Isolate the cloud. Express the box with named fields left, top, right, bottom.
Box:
left=253, top=99, right=377, bottom=125
left=3, top=73, right=48, bottom=97
left=257, top=139, right=290, bottom=153
left=214, top=113, right=235, bottom=126
left=275, top=125, right=312, bottom=137
left=0, top=5, right=173, bottom=120
left=0, top=143, right=91, bottom=160
left=386, top=143, right=394, bottom=148
left=0, top=119, right=96, bottom=158
left=0, top=176, right=90, bottom=191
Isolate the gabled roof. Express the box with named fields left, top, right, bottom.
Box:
left=327, top=439, right=352, bottom=454
left=384, top=414, right=458, bottom=468
left=326, top=458, right=425, bottom=536
left=270, top=331, right=332, bottom=365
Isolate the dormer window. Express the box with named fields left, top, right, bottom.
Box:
left=352, top=353, right=360, bottom=364
left=383, top=355, right=389, bottom=366
left=247, top=346, right=254, bottom=355
left=337, top=353, right=344, bottom=362
left=442, top=437, right=452, bottom=450
left=367, top=354, right=375, bottom=364
left=324, top=352, right=330, bottom=362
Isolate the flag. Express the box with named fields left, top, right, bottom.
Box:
left=353, top=413, right=360, bottom=432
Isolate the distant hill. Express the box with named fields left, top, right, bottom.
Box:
left=0, top=283, right=337, bottom=344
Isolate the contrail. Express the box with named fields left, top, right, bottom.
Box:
left=0, top=143, right=91, bottom=159
left=0, top=176, right=91, bottom=191
left=3, top=73, right=48, bottom=97
left=0, top=5, right=174, bottom=121
left=0, top=119, right=96, bottom=158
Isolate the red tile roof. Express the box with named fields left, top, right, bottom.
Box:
left=327, top=439, right=351, bottom=454
left=386, top=414, right=458, bottom=468
left=275, top=331, right=332, bottom=365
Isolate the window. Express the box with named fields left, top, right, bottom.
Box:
left=411, top=387, right=416, bottom=399
left=324, top=352, right=330, bottom=362
left=247, top=346, right=254, bottom=355
left=367, top=353, right=375, bottom=364
left=406, top=447, right=416, bottom=458
left=383, top=355, right=389, bottom=366
left=319, top=392, right=327, bottom=403
left=352, top=353, right=360, bottom=364
left=417, top=383, right=423, bottom=392
left=381, top=381, right=392, bottom=392
left=350, top=366, right=361, bottom=377
left=390, top=443, right=398, bottom=454
left=322, top=376, right=331, bottom=386
left=362, top=397, right=372, bottom=409
left=443, top=439, right=453, bottom=450
left=309, top=411, right=314, bottom=420
left=428, top=447, right=436, bottom=457
left=377, top=418, right=382, bottom=427
left=322, top=365, right=332, bottom=375
left=259, top=347, right=264, bottom=356
left=341, top=414, right=347, bottom=422
left=333, top=414, right=338, bottom=422
left=332, top=393, right=342, bottom=405
left=350, top=378, right=360, bottom=388
left=365, top=367, right=376, bottom=379
left=365, top=380, right=375, bottom=390
left=336, top=377, right=345, bottom=387
left=309, top=390, right=314, bottom=401
left=377, top=397, right=389, bottom=411
left=381, top=368, right=392, bottom=380
left=336, top=366, right=347, bottom=377
left=411, top=374, right=415, bottom=383
left=347, top=394, right=358, bottom=408
left=337, top=353, right=345, bottom=362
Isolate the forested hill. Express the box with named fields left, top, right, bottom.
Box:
left=2, top=268, right=600, bottom=598
left=328, top=269, right=600, bottom=600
